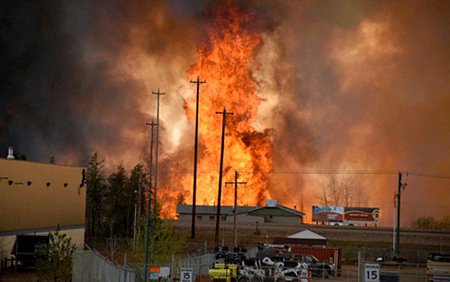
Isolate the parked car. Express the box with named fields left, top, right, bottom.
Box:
left=293, top=254, right=335, bottom=279
left=427, top=253, right=450, bottom=281
left=375, top=248, right=407, bottom=268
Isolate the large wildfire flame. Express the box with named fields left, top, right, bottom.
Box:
left=182, top=4, right=272, bottom=210
left=158, top=3, right=273, bottom=217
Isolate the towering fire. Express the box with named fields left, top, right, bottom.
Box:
left=157, top=3, right=274, bottom=217
left=182, top=3, right=273, bottom=208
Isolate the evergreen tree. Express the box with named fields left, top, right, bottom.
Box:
left=106, top=163, right=129, bottom=238
left=128, top=164, right=147, bottom=238
left=86, top=152, right=106, bottom=243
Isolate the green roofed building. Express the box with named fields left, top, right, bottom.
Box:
left=176, top=199, right=305, bottom=225
left=247, top=199, right=305, bottom=224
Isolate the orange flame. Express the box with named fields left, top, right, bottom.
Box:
left=160, top=3, right=273, bottom=217
left=188, top=3, right=273, bottom=204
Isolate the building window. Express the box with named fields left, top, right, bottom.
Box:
left=221, top=216, right=227, bottom=221
left=209, top=216, right=215, bottom=221
left=197, top=215, right=202, bottom=221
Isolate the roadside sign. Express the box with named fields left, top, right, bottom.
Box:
left=364, top=263, right=380, bottom=282
left=180, top=267, right=193, bottom=282
left=160, top=267, right=170, bottom=279
left=150, top=265, right=160, bottom=279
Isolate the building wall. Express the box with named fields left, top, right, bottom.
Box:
left=231, top=214, right=261, bottom=223
left=0, top=226, right=85, bottom=269
left=0, top=159, right=86, bottom=232
left=264, top=216, right=300, bottom=224
left=180, top=214, right=230, bottom=223
left=179, top=212, right=302, bottom=225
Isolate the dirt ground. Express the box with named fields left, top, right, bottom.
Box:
left=174, top=220, right=450, bottom=263
left=0, top=269, right=37, bottom=282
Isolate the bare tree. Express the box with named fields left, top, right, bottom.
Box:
left=339, top=176, right=354, bottom=207
left=318, top=175, right=356, bottom=207
left=318, top=180, right=329, bottom=206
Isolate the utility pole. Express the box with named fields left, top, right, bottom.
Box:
left=190, top=76, right=206, bottom=239
left=225, top=170, right=246, bottom=249
left=152, top=89, right=165, bottom=219
left=144, top=120, right=157, bottom=282
left=394, top=171, right=407, bottom=258
left=215, top=107, right=233, bottom=246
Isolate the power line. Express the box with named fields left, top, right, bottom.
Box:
left=154, top=167, right=450, bottom=180
left=407, top=172, right=450, bottom=180
left=157, top=168, right=397, bottom=175
left=266, top=169, right=398, bottom=175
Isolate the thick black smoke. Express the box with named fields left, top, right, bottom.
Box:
left=0, top=0, right=200, bottom=166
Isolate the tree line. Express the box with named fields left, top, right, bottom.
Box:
left=411, top=216, right=450, bottom=230
left=85, top=152, right=149, bottom=242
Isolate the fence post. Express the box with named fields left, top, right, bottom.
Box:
left=171, top=254, right=175, bottom=282
left=358, top=249, right=362, bottom=282
left=124, top=252, right=127, bottom=282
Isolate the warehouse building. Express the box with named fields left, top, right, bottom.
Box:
left=0, top=149, right=86, bottom=270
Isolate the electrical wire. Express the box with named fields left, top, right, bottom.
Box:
left=154, top=164, right=450, bottom=179
left=407, top=172, right=450, bottom=180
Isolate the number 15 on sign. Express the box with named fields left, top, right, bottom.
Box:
left=364, top=263, right=380, bottom=282
left=180, top=268, right=193, bottom=282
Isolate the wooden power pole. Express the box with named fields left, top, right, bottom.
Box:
left=144, top=120, right=157, bottom=282
left=215, top=107, right=233, bottom=246
left=190, top=76, right=206, bottom=239
left=394, top=172, right=407, bottom=257
left=225, top=170, right=247, bottom=249
left=151, top=89, right=165, bottom=218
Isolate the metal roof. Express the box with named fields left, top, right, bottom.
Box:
left=176, top=204, right=304, bottom=218
left=288, top=229, right=326, bottom=239
left=247, top=205, right=305, bottom=217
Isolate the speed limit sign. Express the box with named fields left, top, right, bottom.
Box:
left=364, top=263, right=380, bottom=282
left=180, top=267, right=193, bottom=282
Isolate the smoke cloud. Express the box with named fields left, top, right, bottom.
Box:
left=1, top=0, right=449, bottom=225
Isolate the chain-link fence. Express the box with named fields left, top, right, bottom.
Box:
left=127, top=253, right=215, bottom=282
left=72, top=245, right=441, bottom=282
left=328, top=247, right=432, bottom=282
left=72, top=249, right=136, bottom=282
left=168, top=248, right=431, bottom=282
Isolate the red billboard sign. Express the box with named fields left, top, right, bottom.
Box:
left=312, top=206, right=343, bottom=222
left=344, top=207, right=379, bottom=225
